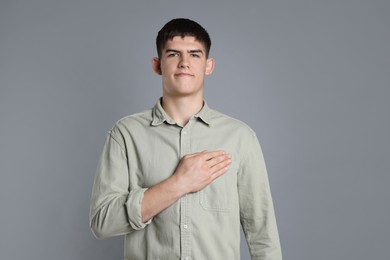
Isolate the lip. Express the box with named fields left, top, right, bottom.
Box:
left=175, top=72, right=194, bottom=77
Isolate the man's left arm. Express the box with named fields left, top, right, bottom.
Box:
left=238, top=131, right=282, bottom=260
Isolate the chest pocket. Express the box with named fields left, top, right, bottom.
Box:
left=199, top=162, right=238, bottom=212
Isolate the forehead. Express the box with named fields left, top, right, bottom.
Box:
left=163, top=36, right=206, bottom=51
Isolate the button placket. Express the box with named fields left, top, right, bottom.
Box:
left=180, top=121, right=192, bottom=259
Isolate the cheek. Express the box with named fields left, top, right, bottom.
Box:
left=159, top=60, right=173, bottom=73
left=160, top=66, right=173, bottom=77
left=197, top=66, right=208, bottom=76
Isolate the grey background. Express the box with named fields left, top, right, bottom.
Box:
left=1, top=0, right=389, bottom=259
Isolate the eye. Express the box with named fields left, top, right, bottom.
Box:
left=190, top=53, right=200, bottom=58
left=167, top=52, right=179, bottom=57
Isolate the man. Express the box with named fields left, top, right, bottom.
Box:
left=90, top=18, right=282, bottom=260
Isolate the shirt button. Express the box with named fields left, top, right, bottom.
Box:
left=183, top=224, right=188, bottom=229
left=182, top=131, right=187, bottom=135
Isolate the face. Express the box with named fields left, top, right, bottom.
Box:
left=152, top=36, right=214, bottom=99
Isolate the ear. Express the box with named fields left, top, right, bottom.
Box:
left=152, top=57, right=162, bottom=75
left=205, top=58, right=215, bottom=75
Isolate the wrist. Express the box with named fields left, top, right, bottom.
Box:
left=169, top=174, right=189, bottom=198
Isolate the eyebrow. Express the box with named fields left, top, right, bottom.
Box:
left=188, top=49, right=203, bottom=54
left=165, top=49, right=204, bottom=54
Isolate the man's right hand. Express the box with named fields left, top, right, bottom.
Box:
left=173, top=150, right=232, bottom=195
left=141, top=150, right=231, bottom=222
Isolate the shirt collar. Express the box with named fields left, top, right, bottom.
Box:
left=151, top=98, right=212, bottom=126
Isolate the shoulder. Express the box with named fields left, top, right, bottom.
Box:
left=208, top=108, right=257, bottom=138
left=208, top=108, right=263, bottom=161
left=109, top=108, right=153, bottom=138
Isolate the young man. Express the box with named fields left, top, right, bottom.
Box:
left=90, top=18, right=282, bottom=260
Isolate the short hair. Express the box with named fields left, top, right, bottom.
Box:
left=156, top=18, right=211, bottom=58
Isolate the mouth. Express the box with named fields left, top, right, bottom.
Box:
left=175, top=72, right=194, bottom=77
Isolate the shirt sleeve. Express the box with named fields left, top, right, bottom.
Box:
left=89, top=128, right=152, bottom=239
left=238, top=132, right=283, bottom=260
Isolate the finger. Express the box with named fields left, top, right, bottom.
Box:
left=209, top=156, right=232, bottom=172
left=210, top=164, right=229, bottom=180
left=203, top=150, right=226, bottom=161
left=184, top=150, right=207, bottom=158
left=207, top=153, right=231, bottom=167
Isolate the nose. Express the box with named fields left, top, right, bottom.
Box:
left=178, top=55, right=190, bottom=69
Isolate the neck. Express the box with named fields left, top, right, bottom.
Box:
left=161, top=94, right=203, bottom=126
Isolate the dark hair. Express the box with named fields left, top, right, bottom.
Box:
left=156, top=18, right=211, bottom=58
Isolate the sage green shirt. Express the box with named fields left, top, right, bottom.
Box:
left=90, top=99, right=282, bottom=260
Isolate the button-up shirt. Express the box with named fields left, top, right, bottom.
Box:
left=89, top=99, right=282, bottom=260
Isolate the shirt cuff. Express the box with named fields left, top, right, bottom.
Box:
left=125, top=188, right=152, bottom=230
